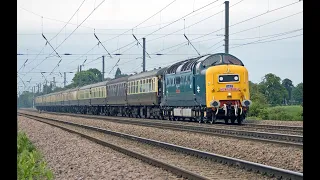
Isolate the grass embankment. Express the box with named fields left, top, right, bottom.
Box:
left=247, top=105, right=303, bottom=121
left=17, top=132, right=53, bottom=180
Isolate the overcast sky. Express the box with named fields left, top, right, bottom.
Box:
left=17, top=0, right=303, bottom=93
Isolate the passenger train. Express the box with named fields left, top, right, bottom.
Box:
left=35, top=53, right=252, bottom=124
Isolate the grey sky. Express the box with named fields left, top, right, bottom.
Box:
left=17, top=0, right=303, bottom=93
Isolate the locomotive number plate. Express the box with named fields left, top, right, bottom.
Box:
left=219, top=84, right=239, bottom=91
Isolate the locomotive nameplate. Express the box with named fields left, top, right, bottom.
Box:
left=220, top=84, right=239, bottom=91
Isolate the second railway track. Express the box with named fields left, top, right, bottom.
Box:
left=18, top=112, right=303, bottom=180
left=21, top=110, right=303, bottom=148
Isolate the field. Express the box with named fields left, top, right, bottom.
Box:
left=247, top=105, right=303, bottom=121
left=17, top=131, right=53, bottom=180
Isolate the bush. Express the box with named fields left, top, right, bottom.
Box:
left=247, top=102, right=267, bottom=117
left=17, top=132, right=54, bottom=180
left=247, top=103, right=303, bottom=121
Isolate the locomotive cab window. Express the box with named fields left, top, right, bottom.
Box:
left=202, top=55, right=222, bottom=67
left=223, top=55, right=244, bottom=66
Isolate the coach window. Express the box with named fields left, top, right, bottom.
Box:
left=135, top=81, right=138, bottom=93
left=123, top=83, right=126, bottom=95
left=149, top=79, right=152, bottom=92
left=146, top=79, right=149, bottom=92
left=131, top=82, right=134, bottom=94
left=115, top=85, right=118, bottom=96
left=151, top=79, right=154, bottom=92
left=128, top=83, right=131, bottom=94
left=145, top=79, right=147, bottom=92
left=133, top=81, right=135, bottom=94
left=145, top=79, right=148, bottom=92
left=132, top=82, right=134, bottom=94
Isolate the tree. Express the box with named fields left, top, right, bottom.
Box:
left=72, top=71, right=99, bottom=87
left=87, top=68, right=102, bottom=81
left=42, top=83, right=53, bottom=95
left=259, top=73, right=288, bottom=105
left=115, top=67, right=129, bottom=78
left=17, top=91, right=34, bottom=108
left=292, top=82, right=303, bottom=103
left=249, top=81, right=267, bottom=104
left=115, top=68, right=122, bottom=78
left=282, top=78, right=294, bottom=103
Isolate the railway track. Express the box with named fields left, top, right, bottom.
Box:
left=210, top=123, right=302, bottom=135
left=18, top=112, right=303, bottom=180
left=21, top=110, right=303, bottom=147
left=243, top=123, right=302, bottom=132
left=21, top=108, right=303, bottom=134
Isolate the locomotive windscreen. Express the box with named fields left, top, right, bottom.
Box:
left=223, top=55, right=244, bottom=66
left=218, top=74, right=240, bottom=82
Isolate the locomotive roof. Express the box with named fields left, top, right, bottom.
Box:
left=128, top=67, right=167, bottom=81
left=201, top=53, right=244, bottom=67
left=165, top=55, right=207, bottom=74
left=165, top=53, right=244, bottom=74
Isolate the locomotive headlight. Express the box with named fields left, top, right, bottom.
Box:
left=219, top=77, right=223, bottom=81
left=228, top=92, right=231, bottom=96
left=234, top=76, right=239, bottom=80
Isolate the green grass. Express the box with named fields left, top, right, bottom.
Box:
left=247, top=104, right=303, bottom=121
left=17, top=132, right=54, bottom=180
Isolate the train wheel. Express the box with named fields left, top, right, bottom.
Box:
left=237, top=116, right=244, bottom=125
left=224, top=118, right=229, bottom=124
left=231, top=117, right=236, bottom=124
left=210, top=114, right=216, bottom=124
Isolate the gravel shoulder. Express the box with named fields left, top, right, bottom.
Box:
left=19, top=110, right=303, bottom=173
left=18, top=116, right=181, bottom=180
